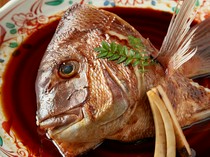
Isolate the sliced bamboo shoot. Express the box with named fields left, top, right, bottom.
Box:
left=156, top=85, right=192, bottom=157
left=147, top=90, right=166, bottom=157
left=152, top=88, right=176, bottom=157
left=147, top=89, right=176, bottom=157
left=147, top=85, right=192, bottom=157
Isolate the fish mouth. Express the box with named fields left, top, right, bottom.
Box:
left=37, top=107, right=84, bottom=130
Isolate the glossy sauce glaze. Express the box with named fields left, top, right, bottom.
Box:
left=2, top=7, right=210, bottom=157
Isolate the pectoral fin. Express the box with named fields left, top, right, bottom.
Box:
left=157, top=0, right=197, bottom=71
left=157, top=0, right=210, bottom=79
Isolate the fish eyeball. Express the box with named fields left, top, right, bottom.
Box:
left=58, top=61, right=79, bottom=79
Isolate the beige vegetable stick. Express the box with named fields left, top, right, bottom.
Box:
left=147, top=90, right=166, bottom=157
left=156, top=85, right=192, bottom=157
left=150, top=88, right=176, bottom=157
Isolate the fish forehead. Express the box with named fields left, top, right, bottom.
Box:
left=46, top=3, right=141, bottom=55
left=49, top=4, right=111, bottom=50
left=58, top=3, right=111, bottom=33
left=38, top=2, right=144, bottom=83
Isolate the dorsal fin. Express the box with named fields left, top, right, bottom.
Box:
left=157, top=0, right=197, bottom=73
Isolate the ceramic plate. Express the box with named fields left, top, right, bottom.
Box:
left=0, top=0, right=210, bottom=156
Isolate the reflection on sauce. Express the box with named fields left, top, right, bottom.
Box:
left=1, top=7, right=210, bottom=157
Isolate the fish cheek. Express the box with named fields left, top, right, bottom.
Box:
left=52, top=81, right=88, bottom=113
left=35, top=68, right=57, bottom=121
left=83, top=65, right=128, bottom=125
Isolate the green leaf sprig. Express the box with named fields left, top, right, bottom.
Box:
left=94, top=36, right=154, bottom=73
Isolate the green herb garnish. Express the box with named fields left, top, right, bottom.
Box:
left=94, top=36, right=154, bottom=73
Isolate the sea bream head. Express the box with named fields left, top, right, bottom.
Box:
left=35, top=0, right=210, bottom=156
left=35, top=4, right=157, bottom=156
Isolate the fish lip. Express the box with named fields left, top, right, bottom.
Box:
left=37, top=107, right=84, bottom=130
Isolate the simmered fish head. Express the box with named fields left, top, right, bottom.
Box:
left=35, top=4, right=155, bottom=156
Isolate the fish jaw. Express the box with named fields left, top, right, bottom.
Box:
left=37, top=107, right=84, bottom=130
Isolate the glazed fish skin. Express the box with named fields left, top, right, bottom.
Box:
left=35, top=3, right=155, bottom=156
left=35, top=1, right=210, bottom=156
left=109, top=0, right=210, bottom=142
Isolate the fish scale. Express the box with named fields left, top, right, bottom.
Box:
left=86, top=61, right=112, bottom=119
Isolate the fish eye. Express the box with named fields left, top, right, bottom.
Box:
left=58, top=61, right=79, bottom=79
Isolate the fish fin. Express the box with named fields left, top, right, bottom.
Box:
left=182, top=17, right=210, bottom=78
left=161, top=74, right=210, bottom=128
left=157, top=0, right=197, bottom=72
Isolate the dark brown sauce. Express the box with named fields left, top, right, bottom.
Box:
left=1, top=7, right=210, bottom=157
